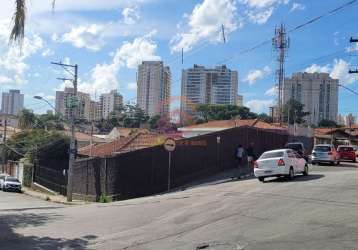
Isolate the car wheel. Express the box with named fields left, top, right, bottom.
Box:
left=258, top=177, right=265, bottom=182
left=303, top=165, right=309, bottom=176
left=353, top=159, right=356, bottom=163
left=288, top=167, right=294, bottom=180
left=337, top=161, right=340, bottom=165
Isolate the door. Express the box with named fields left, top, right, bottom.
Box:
left=287, top=150, right=298, bottom=172
left=294, top=152, right=305, bottom=172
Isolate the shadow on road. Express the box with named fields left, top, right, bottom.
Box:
left=0, top=213, right=97, bottom=250
left=265, top=174, right=325, bottom=183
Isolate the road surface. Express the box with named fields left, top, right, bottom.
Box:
left=1, top=163, right=358, bottom=250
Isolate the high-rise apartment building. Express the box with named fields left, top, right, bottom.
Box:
left=55, top=87, right=91, bottom=120
left=137, top=61, right=171, bottom=117
left=180, top=65, right=238, bottom=122
left=100, top=90, right=123, bottom=119
left=283, top=72, right=339, bottom=125
left=1, top=89, right=24, bottom=115
left=89, top=101, right=101, bottom=121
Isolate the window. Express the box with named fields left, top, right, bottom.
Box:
left=259, top=151, right=284, bottom=159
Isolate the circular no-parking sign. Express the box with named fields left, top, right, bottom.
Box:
left=164, top=138, right=176, bottom=152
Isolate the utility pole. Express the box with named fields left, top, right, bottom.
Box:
left=51, top=61, right=78, bottom=202
left=2, top=115, right=7, bottom=172
left=272, top=24, right=290, bottom=126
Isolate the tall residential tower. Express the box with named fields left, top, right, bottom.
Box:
left=283, top=72, right=339, bottom=125
left=137, top=61, right=171, bottom=117
left=180, top=65, right=238, bottom=122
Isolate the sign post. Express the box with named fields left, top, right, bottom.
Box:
left=164, top=138, right=176, bottom=191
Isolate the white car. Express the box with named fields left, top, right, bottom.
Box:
left=254, top=149, right=308, bottom=182
left=2, top=176, right=22, bottom=192
left=0, top=174, right=9, bottom=190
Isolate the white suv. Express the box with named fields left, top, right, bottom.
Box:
left=254, top=149, right=308, bottom=182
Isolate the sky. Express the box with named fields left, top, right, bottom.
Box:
left=0, top=0, right=357, bottom=117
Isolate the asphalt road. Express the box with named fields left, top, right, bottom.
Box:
left=1, top=162, right=358, bottom=250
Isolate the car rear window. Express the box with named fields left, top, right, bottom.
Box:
left=338, top=147, right=354, bottom=151
left=314, top=146, right=331, bottom=152
left=285, top=143, right=303, bottom=151
left=260, top=151, right=284, bottom=159
left=6, top=177, right=19, bottom=182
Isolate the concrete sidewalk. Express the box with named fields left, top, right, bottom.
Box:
left=22, top=187, right=89, bottom=205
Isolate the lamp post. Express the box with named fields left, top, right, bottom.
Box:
left=33, top=96, right=56, bottom=112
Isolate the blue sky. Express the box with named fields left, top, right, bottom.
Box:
left=0, top=0, right=357, bottom=117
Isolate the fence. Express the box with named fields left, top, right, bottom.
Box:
left=73, top=126, right=298, bottom=201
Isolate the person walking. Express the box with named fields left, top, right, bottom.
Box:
left=246, top=142, right=256, bottom=170
left=235, top=144, right=245, bottom=179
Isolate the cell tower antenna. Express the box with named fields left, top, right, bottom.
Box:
left=272, top=23, right=289, bottom=126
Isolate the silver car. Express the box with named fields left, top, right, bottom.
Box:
left=0, top=174, right=9, bottom=190
left=2, top=176, right=22, bottom=192
left=311, top=144, right=340, bottom=165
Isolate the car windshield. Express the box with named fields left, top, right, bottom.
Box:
left=286, top=143, right=302, bottom=151
left=338, top=147, right=353, bottom=152
left=6, top=177, right=19, bottom=182
left=314, top=146, right=331, bottom=152
left=260, top=151, right=284, bottom=159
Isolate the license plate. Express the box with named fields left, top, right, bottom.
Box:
left=264, top=170, right=272, bottom=174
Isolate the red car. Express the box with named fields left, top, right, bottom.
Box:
left=337, top=146, right=356, bottom=163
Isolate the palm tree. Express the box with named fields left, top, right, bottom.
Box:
left=10, top=0, right=55, bottom=44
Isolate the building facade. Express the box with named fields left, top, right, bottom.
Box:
left=236, top=95, right=243, bottom=107
left=283, top=72, right=339, bottom=125
left=55, top=88, right=91, bottom=121
left=100, top=90, right=123, bottom=119
left=180, top=65, right=238, bottom=122
left=137, top=61, right=171, bottom=117
left=1, top=90, right=24, bottom=115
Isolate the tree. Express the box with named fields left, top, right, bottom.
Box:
left=37, top=113, right=64, bottom=130
left=282, top=99, right=310, bottom=125
left=195, top=104, right=257, bottom=122
left=257, top=113, right=273, bottom=123
left=148, top=115, right=161, bottom=129
left=10, top=0, right=56, bottom=44
left=18, top=109, right=36, bottom=129
left=318, top=119, right=341, bottom=128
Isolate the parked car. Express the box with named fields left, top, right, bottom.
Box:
left=337, top=145, right=356, bottom=163
left=311, top=144, right=340, bottom=165
left=285, top=142, right=308, bottom=160
left=352, top=145, right=358, bottom=158
left=2, top=176, right=22, bottom=192
left=254, top=149, right=308, bottom=182
left=0, top=174, right=9, bottom=190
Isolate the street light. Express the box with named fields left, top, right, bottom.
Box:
left=33, top=96, right=57, bottom=112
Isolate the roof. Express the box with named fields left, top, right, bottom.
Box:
left=78, top=132, right=181, bottom=157
left=314, top=128, right=341, bottom=136
left=62, top=131, right=107, bottom=143
left=179, top=119, right=285, bottom=131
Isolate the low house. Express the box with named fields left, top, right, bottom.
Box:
left=314, top=128, right=358, bottom=146
left=79, top=131, right=182, bottom=157
left=93, top=127, right=149, bottom=142
left=178, top=119, right=286, bottom=138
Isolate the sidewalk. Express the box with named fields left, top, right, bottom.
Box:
left=22, top=187, right=89, bottom=205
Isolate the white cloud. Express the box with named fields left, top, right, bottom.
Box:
left=170, top=0, right=239, bottom=53
left=245, top=99, right=274, bottom=113
left=0, top=20, right=44, bottom=86
left=42, top=48, right=54, bottom=57
left=247, top=8, right=274, bottom=24
left=127, top=82, right=137, bottom=91
left=239, top=0, right=289, bottom=25
left=265, top=86, right=278, bottom=96
left=114, top=31, right=161, bottom=69
left=122, top=6, right=140, bottom=25
left=330, top=59, right=358, bottom=85
left=60, top=24, right=105, bottom=51
left=304, top=64, right=330, bottom=74
left=0, top=76, right=13, bottom=85
left=46, top=95, right=56, bottom=101
left=304, top=59, right=358, bottom=85
left=77, top=31, right=160, bottom=95
left=240, top=0, right=289, bottom=8
left=290, top=2, right=305, bottom=12
left=244, top=66, right=271, bottom=85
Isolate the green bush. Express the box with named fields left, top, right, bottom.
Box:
left=23, top=163, right=33, bottom=187
left=98, top=193, right=112, bottom=203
